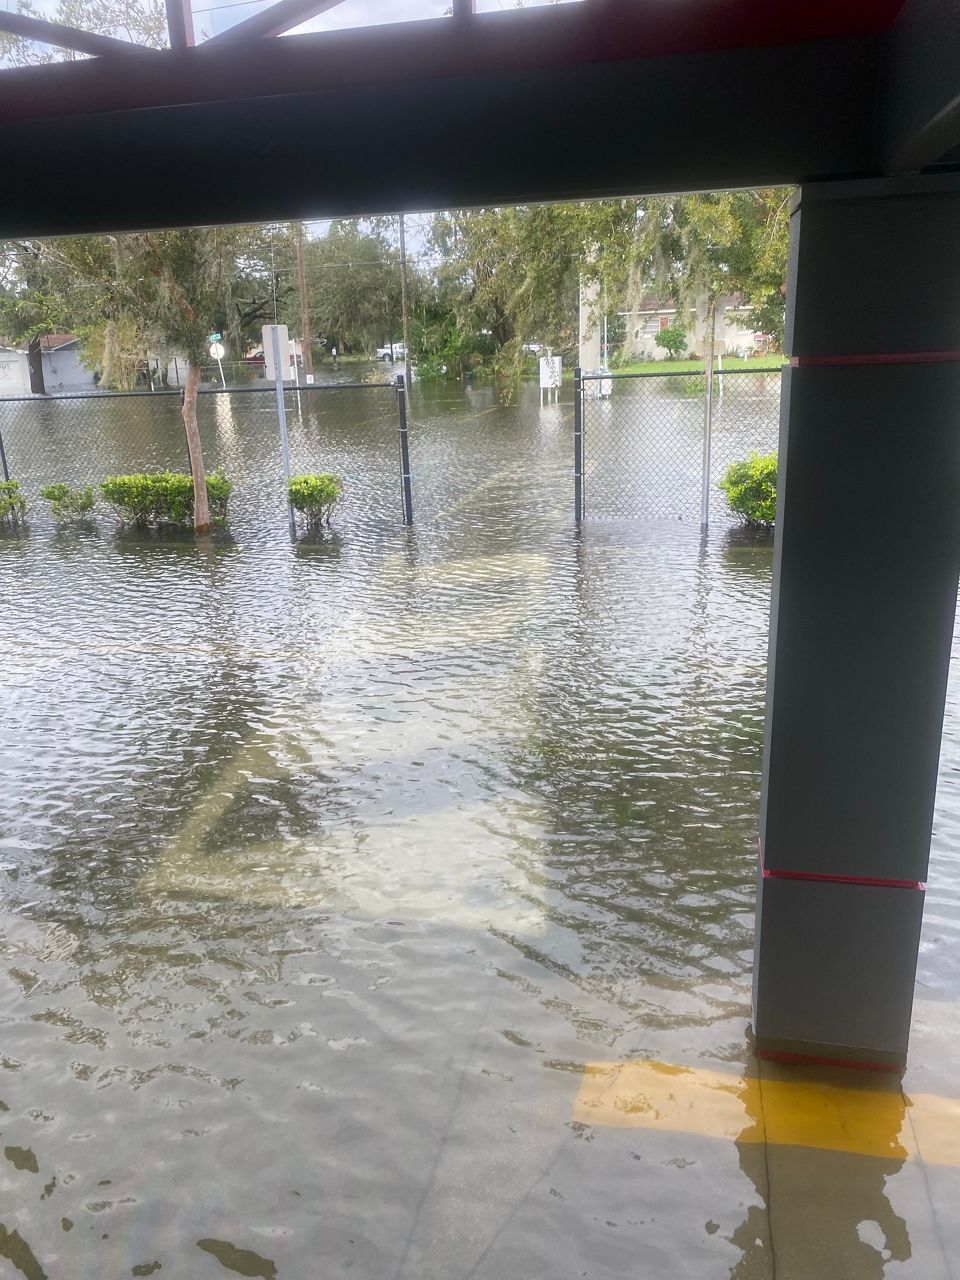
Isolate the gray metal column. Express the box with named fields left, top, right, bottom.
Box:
left=753, top=175, right=960, bottom=1072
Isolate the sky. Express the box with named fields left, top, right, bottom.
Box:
left=201, top=0, right=576, bottom=41
left=0, top=0, right=579, bottom=54
left=197, top=0, right=448, bottom=41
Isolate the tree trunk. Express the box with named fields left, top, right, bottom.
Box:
left=102, top=320, right=118, bottom=390
left=182, top=361, right=211, bottom=533
left=27, top=335, right=46, bottom=395
left=399, top=214, right=413, bottom=389
left=295, top=223, right=314, bottom=382
left=704, top=295, right=717, bottom=378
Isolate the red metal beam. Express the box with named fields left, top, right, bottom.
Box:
left=205, top=0, right=347, bottom=43
left=0, top=7, right=159, bottom=57
left=165, top=0, right=195, bottom=49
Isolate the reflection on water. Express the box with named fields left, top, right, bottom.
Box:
left=1, top=377, right=959, bottom=1276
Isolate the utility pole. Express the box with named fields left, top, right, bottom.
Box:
left=295, top=222, right=314, bottom=383
left=399, top=213, right=412, bottom=391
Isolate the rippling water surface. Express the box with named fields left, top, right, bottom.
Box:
left=1, top=374, right=958, bottom=1278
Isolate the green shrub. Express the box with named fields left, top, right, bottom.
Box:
left=40, top=482, right=95, bottom=521
left=100, top=470, right=232, bottom=527
left=288, top=473, right=343, bottom=529
left=719, top=453, right=778, bottom=528
left=0, top=480, right=26, bottom=525
left=654, top=323, right=688, bottom=360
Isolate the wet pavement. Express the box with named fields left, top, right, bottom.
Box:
left=0, top=375, right=959, bottom=1278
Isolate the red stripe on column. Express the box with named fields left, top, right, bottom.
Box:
left=756, top=1048, right=903, bottom=1074
left=761, top=866, right=925, bottom=890
left=757, top=842, right=925, bottom=890
left=789, top=351, right=960, bottom=367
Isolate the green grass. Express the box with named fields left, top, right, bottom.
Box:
left=610, top=354, right=786, bottom=375
left=559, top=354, right=785, bottom=380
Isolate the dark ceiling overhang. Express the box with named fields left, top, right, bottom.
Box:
left=0, top=0, right=956, bottom=238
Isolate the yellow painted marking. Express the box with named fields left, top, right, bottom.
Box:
left=137, top=539, right=551, bottom=915
left=573, top=1059, right=960, bottom=1166
left=436, top=460, right=528, bottom=519
left=141, top=798, right=548, bottom=930
left=381, top=551, right=549, bottom=587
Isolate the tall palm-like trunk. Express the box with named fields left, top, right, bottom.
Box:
left=182, top=361, right=210, bottom=532
left=27, top=335, right=45, bottom=395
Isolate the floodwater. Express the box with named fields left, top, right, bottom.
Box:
left=1, top=371, right=959, bottom=1279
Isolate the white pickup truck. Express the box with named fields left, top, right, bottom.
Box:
left=376, top=342, right=405, bottom=362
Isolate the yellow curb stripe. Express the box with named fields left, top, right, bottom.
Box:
left=573, top=1060, right=960, bottom=1166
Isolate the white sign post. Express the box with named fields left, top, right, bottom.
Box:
left=539, top=354, right=562, bottom=404
left=208, top=340, right=226, bottom=388
left=263, top=324, right=296, bottom=536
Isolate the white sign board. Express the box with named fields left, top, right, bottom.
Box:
left=209, top=341, right=225, bottom=360
left=262, top=324, right=295, bottom=382
left=539, top=355, right=562, bottom=389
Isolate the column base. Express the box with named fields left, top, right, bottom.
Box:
left=753, top=873, right=924, bottom=1072
left=754, top=1035, right=906, bottom=1075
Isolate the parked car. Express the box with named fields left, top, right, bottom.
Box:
left=376, top=342, right=405, bottom=362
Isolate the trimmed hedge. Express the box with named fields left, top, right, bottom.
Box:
left=40, top=483, right=95, bottom=521
left=288, top=473, right=343, bottom=529
left=0, top=479, right=26, bottom=525
left=100, top=470, right=232, bottom=527
left=718, top=453, right=777, bottom=528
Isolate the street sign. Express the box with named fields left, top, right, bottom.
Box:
left=539, top=354, right=561, bottom=404
left=262, top=324, right=295, bottom=382
left=209, top=332, right=222, bottom=342
left=208, top=341, right=225, bottom=360
left=539, top=355, right=561, bottom=389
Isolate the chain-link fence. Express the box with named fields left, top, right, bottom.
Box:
left=575, top=366, right=782, bottom=524
left=0, top=381, right=413, bottom=535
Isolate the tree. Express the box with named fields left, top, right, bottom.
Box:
left=0, top=0, right=165, bottom=64
left=2, top=222, right=245, bottom=532
left=426, top=205, right=582, bottom=378
left=634, top=190, right=791, bottom=368
left=227, top=222, right=295, bottom=359
left=0, top=241, right=59, bottom=392
left=654, top=323, right=688, bottom=359
left=292, top=221, right=402, bottom=356
left=420, top=201, right=649, bottom=383
left=134, top=229, right=232, bottom=532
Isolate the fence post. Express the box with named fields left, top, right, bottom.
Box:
left=0, top=425, right=7, bottom=483
left=574, top=365, right=584, bottom=523
left=269, top=325, right=296, bottom=536
left=700, top=364, right=713, bottom=532
left=396, top=374, right=414, bottom=526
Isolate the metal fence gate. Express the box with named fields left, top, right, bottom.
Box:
left=574, top=366, right=783, bottom=526
left=0, top=378, right=414, bottom=534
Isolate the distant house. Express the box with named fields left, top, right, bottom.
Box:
left=0, top=333, right=97, bottom=394
left=38, top=334, right=97, bottom=391
left=623, top=294, right=773, bottom=361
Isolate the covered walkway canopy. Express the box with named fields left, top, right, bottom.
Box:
left=0, top=0, right=956, bottom=234
left=2, top=0, right=960, bottom=1072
